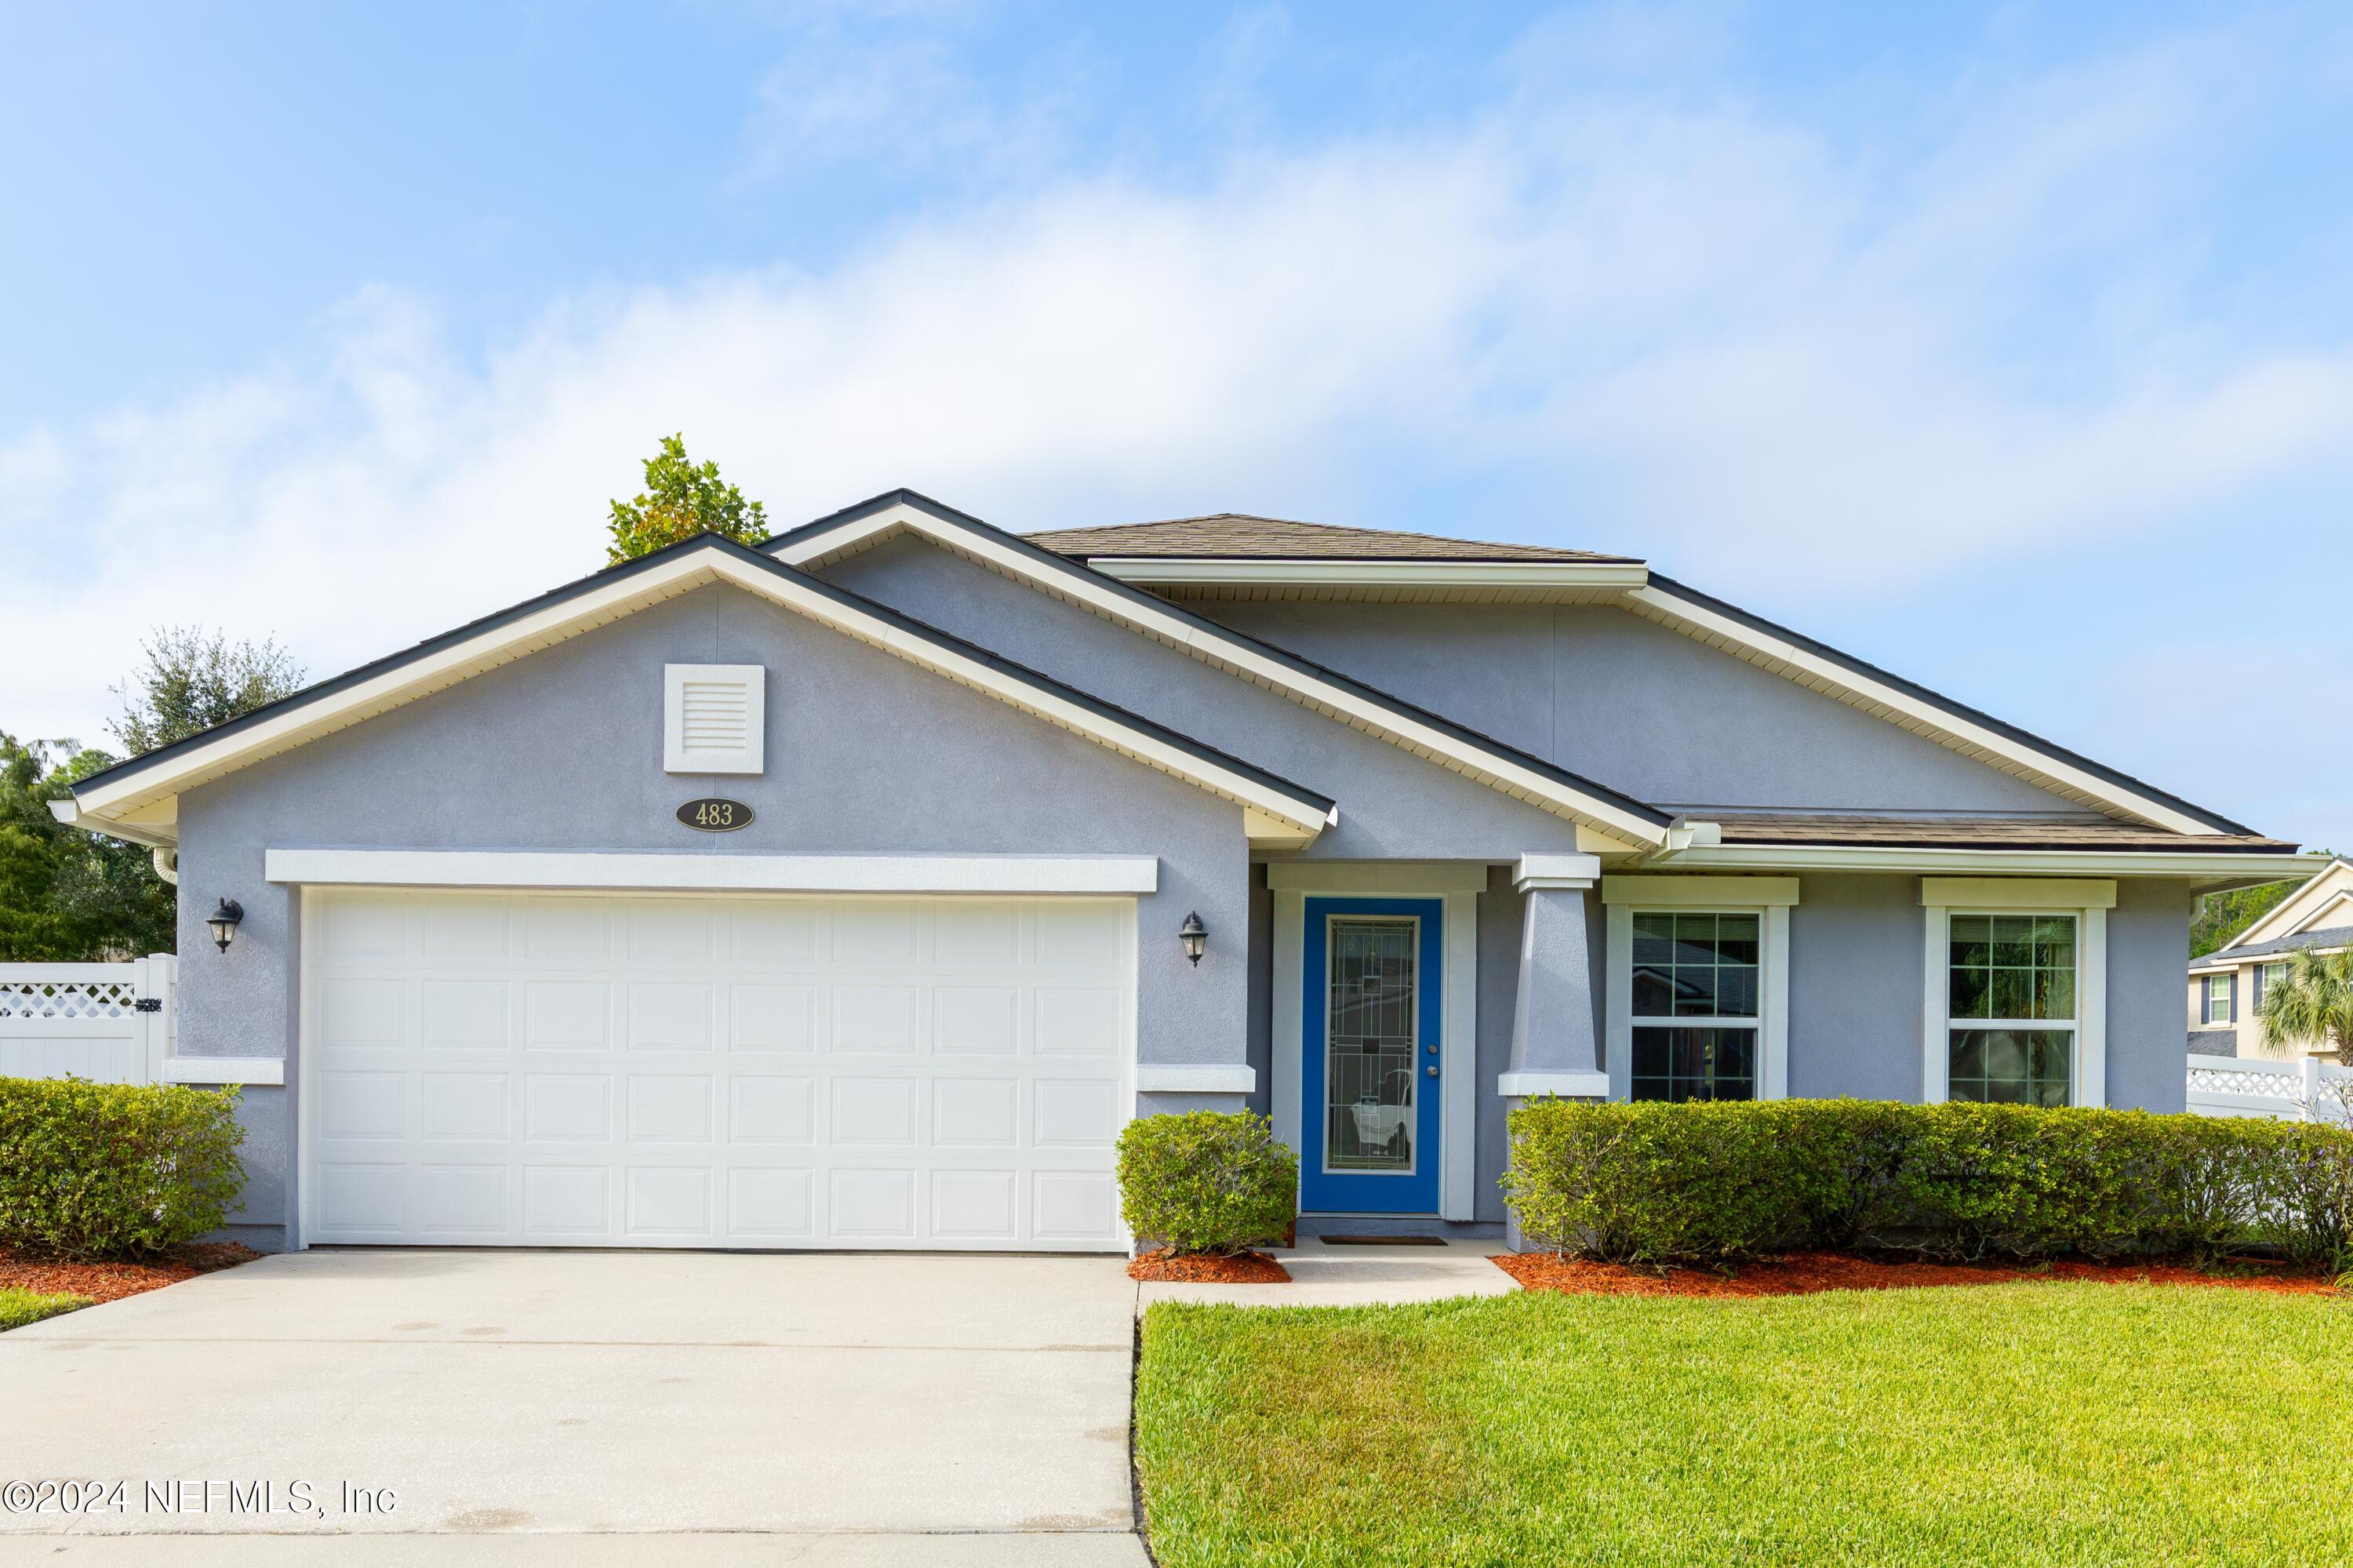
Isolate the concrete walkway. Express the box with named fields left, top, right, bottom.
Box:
left=1134, top=1236, right=1519, bottom=1312
left=0, top=1250, right=1147, bottom=1565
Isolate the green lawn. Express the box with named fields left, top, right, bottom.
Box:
left=1135, top=1283, right=2353, bottom=1567
left=0, top=1287, right=93, bottom=1332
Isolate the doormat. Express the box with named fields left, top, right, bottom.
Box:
left=1318, top=1235, right=1449, bottom=1246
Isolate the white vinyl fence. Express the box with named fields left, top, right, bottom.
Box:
left=2186, top=1052, right=2353, bottom=1126
left=0, top=956, right=176, bottom=1086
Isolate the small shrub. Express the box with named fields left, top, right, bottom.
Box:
left=1503, top=1096, right=2353, bottom=1268
left=0, top=1078, right=247, bottom=1261
left=1117, top=1111, right=1297, bottom=1256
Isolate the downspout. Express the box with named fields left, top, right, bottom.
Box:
left=151, top=848, right=179, bottom=885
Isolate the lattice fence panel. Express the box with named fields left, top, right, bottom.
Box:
left=0, top=980, right=141, bottom=1020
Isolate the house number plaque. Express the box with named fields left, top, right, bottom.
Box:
left=676, top=798, right=754, bottom=833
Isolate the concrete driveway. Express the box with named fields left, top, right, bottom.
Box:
left=0, top=1250, right=1147, bottom=1565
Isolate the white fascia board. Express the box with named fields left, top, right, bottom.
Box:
left=1088, top=558, right=1651, bottom=592
left=1135, top=1064, right=1257, bottom=1093
left=1649, top=844, right=2333, bottom=880
left=47, top=795, right=180, bottom=849
left=265, top=849, right=1161, bottom=896
left=71, top=544, right=1330, bottom=849
left=75, top=551, right=730, bottom=820
left=162, top=1057, right=285, bottom=1086
left=1624, top=586, right=2223, bottom=835
left=776, top=509, right=1671, bottom=847
left=1497, top=1071, right=1610, bottom=1099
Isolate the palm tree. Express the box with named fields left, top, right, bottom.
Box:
left=2257, top=946, right=2353, bottom=1064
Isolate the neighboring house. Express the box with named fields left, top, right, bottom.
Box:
left=2188, top=858, right=2353, bottom=1060
left=49, top=493, right=2325, bottom=1253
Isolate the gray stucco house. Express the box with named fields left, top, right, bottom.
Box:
left=53, top=493, right=2326, bottom=1250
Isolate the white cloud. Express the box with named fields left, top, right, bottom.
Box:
left=5, top=13, right=2351, bottom=774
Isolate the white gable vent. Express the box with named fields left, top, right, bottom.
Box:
left=664, top=664, right=766, bottom=775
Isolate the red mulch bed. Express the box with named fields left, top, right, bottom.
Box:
left=1496, top=1249, right=2342, bottom=1299
left=0, top=1242, right=259, bottom=1304
left=1129, top=1248, right=1293, bottom=1284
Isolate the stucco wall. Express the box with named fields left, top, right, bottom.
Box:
left=1196, top=598, right=2083, bottom=816
left=173, top=584, right=1253, bottom=1242
left=2110, top=879, right=2195, bottom=1112
left=816, top=538, right=1594, bottom=860
left=1787, top=874, right=1926, bottom=1101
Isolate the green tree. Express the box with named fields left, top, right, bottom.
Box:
left=2258, top=946, right=2353, bottom=1065
left=606, top=433, right=769, bottom=565
left=2191, top=881, right=2300, bottom=958
left=111, top=627, right=307, bottom=756
left=2, top=629, right=311, bottom=959
left=0, top=735, right=173, bottom=960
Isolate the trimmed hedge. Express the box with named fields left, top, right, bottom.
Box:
left=1117, top=1111, right=1298, bottom=1256
left=1502, top=1098, right=2353, bottom=1268
left=0, top=1078, right=247, bottom=1260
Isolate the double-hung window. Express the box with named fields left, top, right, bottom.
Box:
left=2255, top=964, right=2284, bottom=1014
left=1922, top=879, right=2111, bottom=1108
left=1631, top=912, right=1759, bottom=1101
left=1604, top=877, right=1797, bottom=1104
left=1946, top=913, right=2077, bottom=1105
left=2205, top=973, right=2235, bottom=1024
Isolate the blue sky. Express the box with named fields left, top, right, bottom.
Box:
left=4, top=2, right=2350, bottom=847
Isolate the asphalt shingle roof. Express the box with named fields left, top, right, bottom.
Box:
left=1708, top=814, right=2297, bottom=852
left=2196, top=925, right=2353, bottom=966
left=1026, top=515, right=1637, bottom=563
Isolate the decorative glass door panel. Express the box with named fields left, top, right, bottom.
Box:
left=1325, top=919, right=1417, bottom=1173
left=1300, top=897, right=1443, bottom=1214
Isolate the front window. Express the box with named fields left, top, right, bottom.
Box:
left=2206, top=973, right=2235, bottom=1023
left=1631, top=911, right=1758, bottom=1101
left=2256, top=964, right=2284, bottom=1013
left=1947, top=913, right=2077, bottom=1106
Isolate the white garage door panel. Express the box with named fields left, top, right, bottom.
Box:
left=303, top=890, right=1133, bottom=1251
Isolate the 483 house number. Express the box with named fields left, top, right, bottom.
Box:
left=676, top=798, right=755, bottom=832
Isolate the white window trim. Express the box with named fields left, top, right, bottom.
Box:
left=1270, top=883, right=1478, bottom=1221
left=2206, top=973, right=2235, bottom=1025
left=664, top=663, right=766, bottom=775
left=1602, top=881, right=1795, bottom=1103
left=1919, top=879, right=2109, bottom=1108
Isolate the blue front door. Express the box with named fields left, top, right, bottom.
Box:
left=1300, top=897, right=1443, bottom=1213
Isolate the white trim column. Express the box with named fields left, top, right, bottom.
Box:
left=1502, top=855, right=1606, bottom=1098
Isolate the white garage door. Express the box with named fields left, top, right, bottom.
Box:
left=301, top=889, right=1134, bottom=1251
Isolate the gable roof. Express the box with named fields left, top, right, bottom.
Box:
left=2190, top=924, right=2353, bottom=971
left=764, top=492, right=1676, bottom=849
left=2213, top=857, right=2353, bottom=953
left=60, top=534, right=1338, bottom=851
left=1620, top=577, right=2257, bottom=837
left=782, top=495, right=2264, bottom=839
left=1029, top=515, right=1638, bottom=563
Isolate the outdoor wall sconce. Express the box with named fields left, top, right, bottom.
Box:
left=206, top=899, right=245, bottom=953
left=1178, top=911, right=1207, bottom=966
